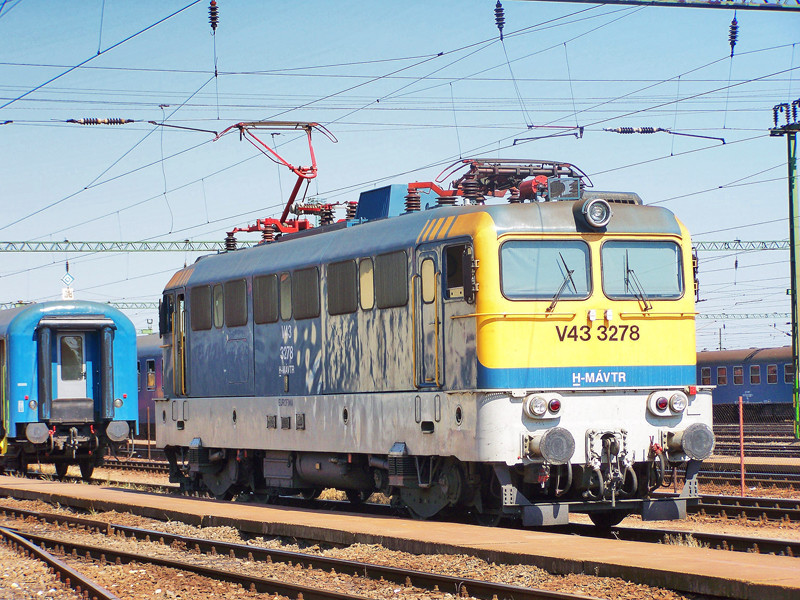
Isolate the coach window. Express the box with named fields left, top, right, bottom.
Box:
left=359, top=258, right=374, bottom=310
left=254, top=274, right=279, bottom=324
left=280, top=272, right=292, bottom=320
left=785, top=363, right=795, bottom=385
left=700, top=367, right=711, bottom=386
left=375, top=251, right=409, bottom=308
left=224, top=279, right=248, bottom=327
left=137, top=361, right=141, bottom=391
left=733, top=366, right=744, bottom=385
left=213, top=284, right=224, bottom=328
left=716, top=366, right=727, bottom=385
left=749, top=365, right=760, bottom=385
left=189, top=286, right=212, bottom=331
left=767, top=364, right=778, bottom=384
left=421, top=258, right=436, bottom=304
left=445, top=244, right=467, bottom=299
left=328, top=260, right=357, bottom=315
left=293, top=267, right=320, bottom=319
left=146, top=359, right=156, bottom=391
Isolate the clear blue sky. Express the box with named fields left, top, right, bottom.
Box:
left=0, top=0, right=798, bottom=350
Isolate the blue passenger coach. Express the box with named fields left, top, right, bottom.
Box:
left=0, top=301, right=138, bottom=479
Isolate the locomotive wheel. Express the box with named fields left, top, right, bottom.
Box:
left=588, top=510, right=629, bottom=528
left=202, top=455, right=240, bottom=500
left=345, top=490, right=370, bottom=505
left=301, top=488, right=323, bottom=501
left=473, top=468, right=503, bottom=526
left=55, top=462, right=69, bottom=480
left=78, top=460, right=94, bottom=481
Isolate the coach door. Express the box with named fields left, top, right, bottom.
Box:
left=415, top=248, right=443, bottom=388
left=56, top=333, right=88, bottom=399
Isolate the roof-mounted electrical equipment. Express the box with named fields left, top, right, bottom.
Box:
left=403, top=159, right=593, bottom=207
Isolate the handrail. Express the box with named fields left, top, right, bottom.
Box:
left=451, top=312, right=576, bottom=320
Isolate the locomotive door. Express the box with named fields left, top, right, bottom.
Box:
left=56, top=333, right=87, bottom=398
left=415, top=248, right=443, bottom=388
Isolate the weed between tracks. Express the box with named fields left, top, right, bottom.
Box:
left=661, top=534, right=709, bottom=549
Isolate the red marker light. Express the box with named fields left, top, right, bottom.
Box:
left=548, top=398, right=562, bottom=413
left=688, top=385, right=697, bottom=396
left=123, top=393, right=127, bottom=399
left=656, top=396, right=669, bottom=411
left=24, top=395, right=29, bottom=400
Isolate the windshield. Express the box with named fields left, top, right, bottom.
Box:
left=500, top=240, right=591, bottom=300
left=602, top=240, right=683, bottom=300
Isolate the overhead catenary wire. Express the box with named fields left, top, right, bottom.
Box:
left=0, top=0, right=203, bottom=111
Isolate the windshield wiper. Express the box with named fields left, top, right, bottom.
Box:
left=624, top=250, right=652, bottom=311
left=547, top=253, right=577, bottom=312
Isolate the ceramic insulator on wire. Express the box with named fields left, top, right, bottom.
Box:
left=495, top=1, right=505, bottom=41
left=209, top=1, right=219, bottom=32
left=729, top=15, right=738, bottom=57
left=67, top=118, right=133, bottom=125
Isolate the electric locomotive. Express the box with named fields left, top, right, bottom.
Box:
left=156, top=158, right=715, bottom=527
left=0, top=301, right=138, bottom=479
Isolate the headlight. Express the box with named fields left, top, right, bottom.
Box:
left=28, top=400, right=37, bottom=411
left=669, top=393, right=687, bottom=413
left=113, top=398, right=124, bottom=408
left=581, top=198, right=612, bottom=228
left=524, top=395, right=548, bottom=418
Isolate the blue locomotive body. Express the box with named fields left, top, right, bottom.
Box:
left=0, top=301, right=138, bottom=478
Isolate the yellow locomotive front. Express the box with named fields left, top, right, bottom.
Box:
left=441, top=161, right=715, bottom=526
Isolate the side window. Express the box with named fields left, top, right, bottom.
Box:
left=280, top=272, right=292, bottom=320
left=421, top=258, right=436, bottom=304
left=359, top=258, right=374, bottom=310
left=159, top=294, right=174, bottom=335
left=137, top=361, right=141, bottom=391
left=225, top=279, right=248, bottom=327
left=254, top=274, right=279, bottom=324
left=213, top=284, right=224, bottom=328
left=716, top=366, right=727, bottom=386
left=293, top=267, right=320, bottom=320
left=445, top=244, right=467, bottom=299
left=749, top=365, right=760, bottom=385
left=328, top=260, right=357, bottom=315
left=785, top=363, right=794, bottom=385
left=767, top=364, right=778, bottom=384
left=375, top=251, right=408, bottom=308
left=700, top=367, right=711, bottom=386
left=189, top=286, right=212, bottom=331
left=733, top=366, right=744, bottom=385
left=146, top=359, right=156, bottom=391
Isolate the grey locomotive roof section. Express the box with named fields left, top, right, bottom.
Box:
left=184, top=198, right=682, bottom=286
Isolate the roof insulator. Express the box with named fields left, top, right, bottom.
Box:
left=209, top=0, right=219, bottom=33
left=729, top=14, right=738, bottom=58
left=495, top=1, right=505, bottom=41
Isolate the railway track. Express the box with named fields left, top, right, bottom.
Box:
left=694, top=494, right=800, bottom=523
left=0, top=505, right=598, bottom=600
left=25, top=462, right=800, bottom=526
left=0, top=525, right=120, bottom=600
